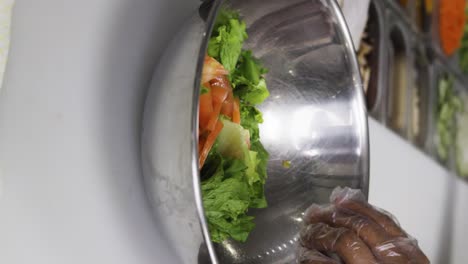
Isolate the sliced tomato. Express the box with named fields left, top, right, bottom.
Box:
left=221, top=90, right=234, bottom=118
left=232, top=97, right=241, bottom=124
left=198, top=58, right=237, bottom=168
left=198, top=136, right=206, bottom=157
left=202, top=56, right=229, bottom=84
left=199, top=120, right=224, bottom=168
left=199, top=83, right=213, bottom=130
left=206, top=78, right=230, bottom=132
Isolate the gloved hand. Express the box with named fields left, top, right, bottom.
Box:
left=298, top=187, right=429, bottom=264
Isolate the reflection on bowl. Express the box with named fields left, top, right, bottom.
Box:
left=141, top=0, right=369, bottom=263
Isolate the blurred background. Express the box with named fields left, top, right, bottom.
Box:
left=0, top=0, right=466, bottom=263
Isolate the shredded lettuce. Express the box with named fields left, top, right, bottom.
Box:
left=239, top=105, right=263, bottom=142
left=201, top=154, right=255, bottom=243
left=436, top=75, right=462, bottom=162
left=201, top=8, right=269, bottom=243
left=233, top=51, right=270, bottom=104
left=207, top=15, right=247, bottom=72
left=248, top=141, right=269, bottom=208
left=216, top=119, right=250, bottom=160
left=201, top=119, right=268, bottom=242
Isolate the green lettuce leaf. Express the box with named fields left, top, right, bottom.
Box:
left=207, top=17, right=247, bottom=72
left=248, top=141, right=269, bottom=208
left=202, top=8, right=270, bottom=244
left=240, top=105, right=263, bottom=142
left=216, top=119, right=250, bottom=160
left=201, top=153, right=255, bottom=243
left=436, top=74, right=462, bottom=162
left=213, top=8, right=240, bottom=32
left=201, top=120, right=269, bottom=242
left=232, top=51, right=269, bottom=104
left=216, top=119, right=268, bottom=208
left=233, top=50, right=268, bottom=85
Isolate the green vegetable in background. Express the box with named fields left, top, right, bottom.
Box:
left=452, top=63, right=468, bottom=177
left=456, top=95, right=468, bottom=177
left=436, top=74, right=462, bottom=162
left=201, top=8, right=270, bottom=243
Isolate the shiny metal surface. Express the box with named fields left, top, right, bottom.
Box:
left=427, top=60, right=440, bottom=160
left=383, top=0, right=414, bottom=23
left=141, top=0, right=369, bottom=263
left=386, top=21, right=414, bottom=139
left=141, top=7, right=220, bottom=263
left=367, top=0, right=390, bottom=123
left=411, top=45, right=431, bottom=149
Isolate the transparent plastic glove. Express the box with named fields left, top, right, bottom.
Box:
left=298, top=187, right=430, bottom=264
left=297, top=246, right=339, bottom=264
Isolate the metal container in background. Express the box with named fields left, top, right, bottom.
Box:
left=375, top=0, right=468, bottom=177
left=426, top=59, right=441, bottom=159
left=365, top=0, right=390, bottom=123
left=388, top=0, right=433, bottom=33
left=411, top=0, right=433, bottom=33
left=383, top=0, right=415, bottom=26
left=410, top=44, right=432, bottom=150
left=454, top=83, right=468, bottom=178
left=427, top=58, right=458, bottom=168
left=429, top=0, right=443, bottom=57
left=390, top=0, right=413, bottom=15
left=363, top=0, right=438, bottom=155
left=141, top=0, right=370, bottom=263
left=386, top=21, right=414, bottom=139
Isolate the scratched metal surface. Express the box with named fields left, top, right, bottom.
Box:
left=142, top=0, right=369, bottom=263
left=212, top=1, right=369, bottom=263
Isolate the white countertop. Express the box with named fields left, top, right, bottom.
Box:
left=0, top=0, right=466, bottom=263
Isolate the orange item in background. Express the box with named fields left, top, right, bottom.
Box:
left=439, top=0, right=466, bottom=55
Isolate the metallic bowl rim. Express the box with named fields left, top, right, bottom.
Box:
left=188, top=0, right=370, bottom=262
left=328, top=0, right=370, bottom=197
left=190, top=1, right=223, bottom=263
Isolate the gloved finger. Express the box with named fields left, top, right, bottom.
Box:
left=331, top=187, right=407, bottom=238
left=374, top=237, right=430, bottom=264
left=300, top=223, right=378, bottom=264
left=330, top=187, right=429, bottom=264
left=304, top=204, right=411, bottom=263
left=297, top=246, right=339, bottom=264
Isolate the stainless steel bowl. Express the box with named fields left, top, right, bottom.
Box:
left=141, top=0, right=369, bottom=263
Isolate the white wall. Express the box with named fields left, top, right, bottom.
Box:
left=368, top=118, right=461, bottom=263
